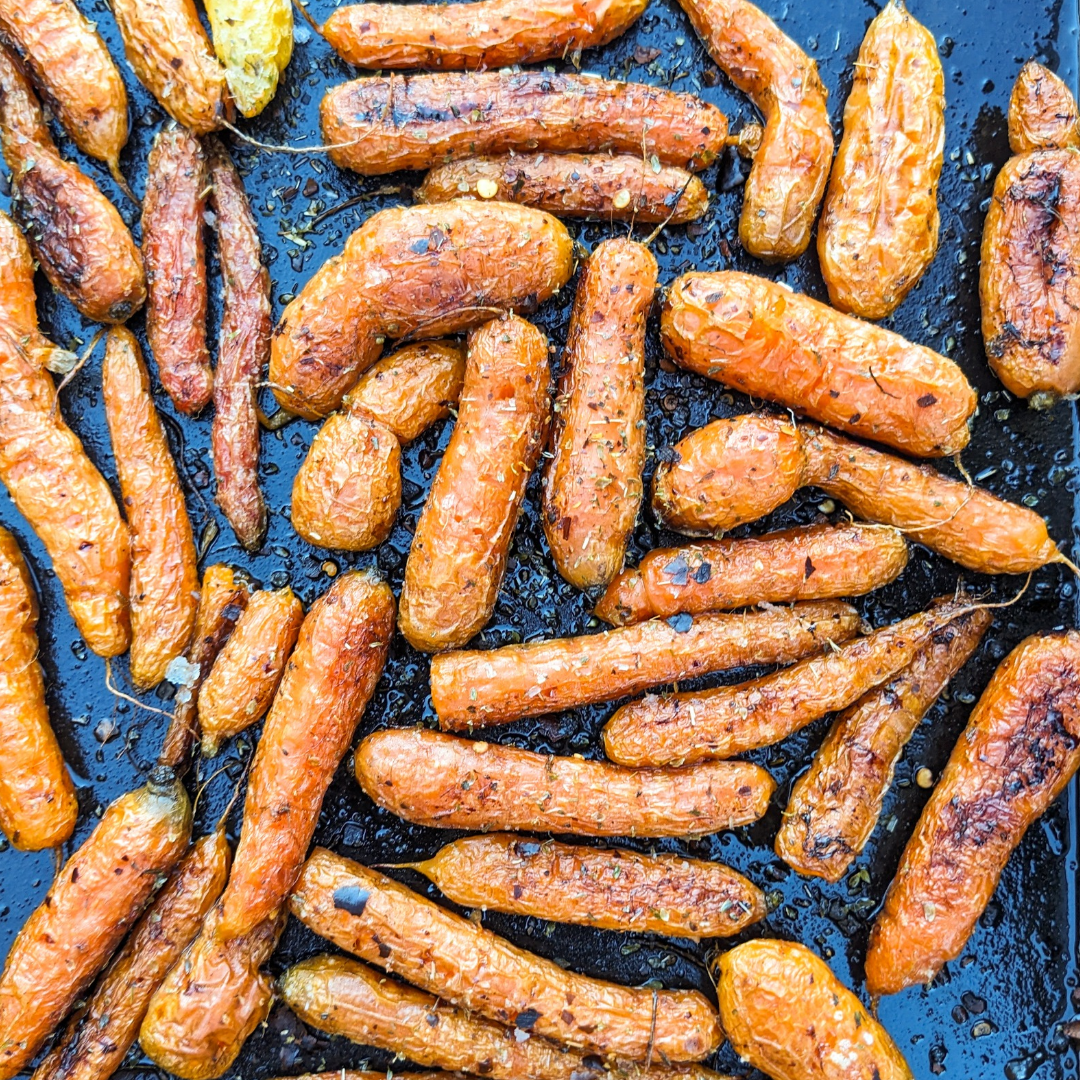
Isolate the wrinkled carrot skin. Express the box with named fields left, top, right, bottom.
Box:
left=604, top=599, right=976, bottom=767
left=282, top=956, right=731, bottom=1080
left=321, top=72, right=728, bottom=176
left=412, top=834, right=765, bottom=939
left=0, top=326, right=131, bottom=657
left=291, top=342, right=465, bottom=551
left=356, top=728, right=776, bottom=838
left=777, top=605, right=991, bottom=883
left=158, top=564, right=250, bottom=772
left=0, top=48, right=144, bottom=324
left=818, top=0, right=945, bottom=319
left=418, top=153, right=709, bottom=223
left=139, top=903, right=285, bottom=1080
left=662, top=273, right=976, bottom=457
left=142, top=126, right=213, bottom=416
left=399, top=317, right=550, bottom=652
left=324, top=0, right=646, bottom=69
left=0, top=0, right=128, bottom=172
left=198, top=587, right=304, bottom=756
left=676, top=0, right=831, bottom=260
left=0, top=768, right=191, bottom=1080
left=290, top=847, right=721, bottom=1062
left=207, top=139, right=271, bottom=549
left=866, top=631, right=1080, bottom=997
left=652, top=414, right=1064, bottom=574
left=217, top=571, right=394, bottom=939
left=0, top=210, right=77, bottom=374
left=270, top=1074, right=460, bottom=1080
left=596, top=523, right=908, bottom=626
left=1008, top=61, right=1080, bottom=153
left=544, top=238, right=655, bottom=590
left=718, top=940, right=913, bottom=1080
left=432, top=600, right=861, bottom=730
left=270, top=201, right=572, bottom=419
left=111, top=0, right=229, bottom=132
left=36, top=830, right=230, bottom=1080
left=0, top=528, right=77, bottom=850
left=103, top=328, right=199, bottom=689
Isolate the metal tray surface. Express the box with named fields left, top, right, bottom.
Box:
left=0, top=0, right=1078, bottom=1077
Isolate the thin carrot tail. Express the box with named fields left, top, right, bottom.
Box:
left=109, top=160, right=138, bottom=205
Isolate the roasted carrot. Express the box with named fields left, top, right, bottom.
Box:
left=604, top=598, right=979, bottom=767
left=269, top=1074, right=460, bottom=1080
left=289, top=847, right=721, bottom=1062
left=158, top=564, right=250, bottom=772
left=596, top=523, right=908, bottom=625
left=142, top=125, right=212, bottom=416
left=776, top=604, right=991, bottom=882
left=216, top=571, right=394, bottom=939
left=356, top=728, right=776, bottom=838
left=431, top=600, right=860, bottom=730
left=0, top=528, right=77, bottom=850
left=139, top=903, right=286, bottom=1080
left=399, top=316, right=551, bottom=652
left=198, top=587, right=304, bottom=756
left=865, top=630, right=1080, bottom=997
left=0, top=767, right=191, bottom=1080
left=652, top=413, right=1069, bottom=575
left=407, top=834, right=764, bottom=939
left=35, top=829, right=230, bottom=1080
left=207, top=138, right=271, bottom=550
left=0, top=323, right=131, bottom=657
left=1009, top=61, right=1080, bottom=152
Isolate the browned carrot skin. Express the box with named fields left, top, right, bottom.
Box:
left=270, top=200, right=573, bottom=419
left=111, top=0, right=229, bottom=133
left=718, top=940, right=914, bottom=1080
left=142, top=126, right=213, bottom=416
left=323, top=0, right=646, bottom=69
left=291, top=342, right=465, bottom=552
left=776, top=605, right=991, bottom=883
left=356, top=728, right=776, bottom=838
left=320, top=73, right=728, bottom=176
left=818, top=0, right=945, bottom=319
left=103, top=327, right=199, bottom=689
left=866, top=631, right=1080, bottom=997
left=217, top=571, right=394, bottom=940
left=411, top=834, right=765, bottom=939
left=677, top=0, right=831, bottom=261
left=289, top=847, right=721, bottom=1062
left=431, top=600, right=860, bottom=730
left=652, top=414, right=1066, bottom=574
left=0, top=528, right=77, bottom=850
left=1008, top=61, right=1080, bottom=153
left=36, top=829, right=230, bottom=1080
left=596, top=523, right=908, bottom=626
left=418, top=154, right=709, bottom=223
left=207, top=139, right=270, bottom=550
left=270, top=1073, right=461, bottom=1080
left=0, top=47, right=145, bottom=324
left=0, top=768, right=191, bottom=1080
left=543, top=238, right=655, bottom=590
left=399, top=317, right=551, bottom=653
left=158, top=564, right=250, bottom=772
left=0, top=0, right=128, bottom=177
left=604, top=599, right=978, bottom=767
left=198, top=587, right=304, bottom=756
left=139, top=903, right=285, bottom=1080
left=0, top=324, right=131, bottom=657
left=662, top=273, right=976, bottom=457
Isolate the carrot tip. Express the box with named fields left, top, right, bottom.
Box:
left=109, top=160, right=138, bottom=205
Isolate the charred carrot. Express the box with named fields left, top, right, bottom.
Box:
left=596, top=523, right=908, bottom=625
left=356, top=728, right=776, bottom=838
left=431, top=600, right=860, bottom=730
left=407, top=833, right=764, bottom=939
left=216, top=571, right=394, bottom=939
left=0, top=768, right=191, bottom=1080
left=289, top=847, right=721, bottom=1062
